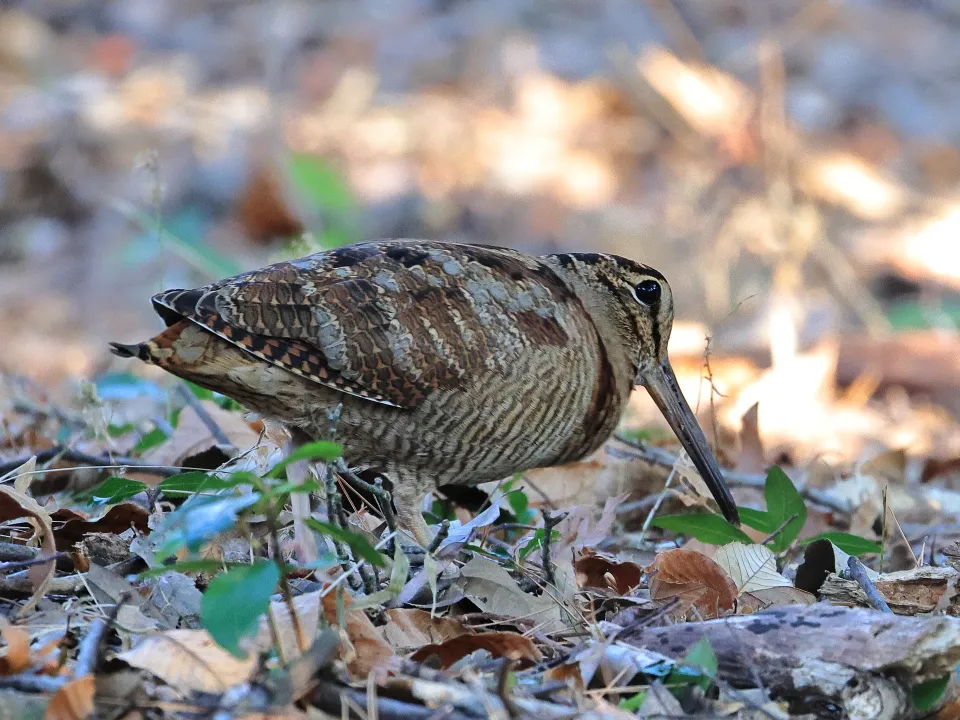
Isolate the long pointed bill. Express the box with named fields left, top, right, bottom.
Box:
left=640, top=360, right=740, bottom=525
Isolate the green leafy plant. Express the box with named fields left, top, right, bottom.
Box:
left=802, top=532, right=882, bottom=556
left=652, top=466, right=809, bottom=551
left=651, top=513, right=752, bottom=546
left=201, top=560, right=280, bottom=657
left=911, top=674, right=950, bottom=713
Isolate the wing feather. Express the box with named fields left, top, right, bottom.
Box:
left=152, top=240, right=580, bottom=408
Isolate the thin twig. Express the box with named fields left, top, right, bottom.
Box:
left=174, top=384, right=233, bottom=448
left=426, top=520, right=450, bottom=554
left=610, top=437, right=853, bottom=514
left=0, top=553, right=71, bottom=573
left=846, top=556, right=892, bottom=614
left=761, top=513, right=799, bottom=547
left=74, top=608, right=118, bottom=677
left=496, top=658, right=520, bottom=719
left=0, top=448, right=181, bottom=479
left=540, top=510, right=567, bottom=590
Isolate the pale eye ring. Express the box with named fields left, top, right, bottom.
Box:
left=633, top=279, right=662, bottom=305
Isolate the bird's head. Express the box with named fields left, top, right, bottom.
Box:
left=547, top=251, right=739, bottom=525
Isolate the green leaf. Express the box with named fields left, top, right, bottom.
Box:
left=201, top=560, right=279, bottom=658
left=184, top=381, right=214, bottom=401
left=305, top=519, right=385, bottom=567
left=388, top=542, right=411, bottom=593
left=137, top=559, right=232, bottom=578
left=912, top=675, right=950, bottom=712
left=651, top=514, right=753, bottom=546
left=802, top=532, right=882, bottom=556
left=764, top=466, right=807, bottom=552
left=505, top=489, right=533, bottom=524
left=83, top=476, right=148, bottom=506
left=132, top=426, right=168, bottom=454
left=738, top=507, right=777, bottom=533
left=287, top=154, right=354, bottom=214
left=517, top=529, right=562, bottom=561
left=153, top=494, right=260, bottom=561
left=619, top=691, right=647, bottom=712
left=668, top=636, right=717, bottom=692
left=159, top=471, right=236, bottom=496
left=268, top=441, right=343, bottom=478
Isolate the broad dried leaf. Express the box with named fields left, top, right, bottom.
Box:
left=738, top=586, right=816, bottom=613
left=712, top=542, right=790, bottom=593
left=118, top=629, right=256, bottom=691
left=456, top=556, right=566, bottom=632
left=44, top=675, right=95, bottom=720
left=410, top=631, right=542, bottom=668
left=146, top=401, right=260, bottom=467
left=574, top=553, right=642, bottom=594
left=647, top=548, right=737, bottom=620
left=862, top=449, right=907, bottom=485
left=0, top=484, right=56, bottom=616
left=321, top=590, right=394, bottom=679
left=379, top=609, right=469, bottom=653
left=52, top=503, right=149, bottom=547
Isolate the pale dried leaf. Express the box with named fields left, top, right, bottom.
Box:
left=118, top=629, right=256, bottom=691
left=146, top=401, right=260, bottom=467
left=456, top=556, right=566, bottom=632
left=379, top=609, right=468, bottom=653
left=739, top=587, right=817, bottom=613
left=712, top=542, right=790, bottom=593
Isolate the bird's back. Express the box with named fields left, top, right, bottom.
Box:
left=114, top=240, right=633, bottom=481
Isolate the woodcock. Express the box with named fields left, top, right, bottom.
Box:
left=111, top=240, right=739, bottom=545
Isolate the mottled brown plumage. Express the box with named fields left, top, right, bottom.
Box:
left=111, top=240, right=738, bottom=545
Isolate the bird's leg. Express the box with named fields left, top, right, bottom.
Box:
left=390, top=472, right=434, bottom=548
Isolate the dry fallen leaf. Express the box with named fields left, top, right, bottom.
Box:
left=321, top=590, right=395, bottom=679
left=43, top=675, right=95, bottom=720
left=117, top=629, right=257, bottom=692
left=712, top=542, right=790, bottom=594
left=456, top=556, right=566, bottom=632
left=379, top=608, right=469, bottom=653
left=410, top=631, right=542, bottom=669
left=146, top=401, right=260, bottom=467
left=0, top=620, right=31, bottom=675
left=574, top=553, right=642, bottom=594
left=52, top=503, right=149, bottom=548
left=0, top=483, right=56, bottom=616
left=647, top=548, right=737, bottom=620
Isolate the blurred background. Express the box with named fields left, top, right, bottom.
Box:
left=1, top=0, right=959, bottom=471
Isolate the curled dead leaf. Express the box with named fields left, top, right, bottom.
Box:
left=321, top=590, right=394, bottom=679
left=574, top=554, right=642, bottom=594
left=0, top=484, right=56, bottom=616
left=410, top=631, right=543, bottom=669
left=647, top=548, right=737, bottom=620
left=53, top=503, right=149, bottom=548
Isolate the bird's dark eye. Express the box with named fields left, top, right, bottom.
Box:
left=633, top=279, right=662, bottom=305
